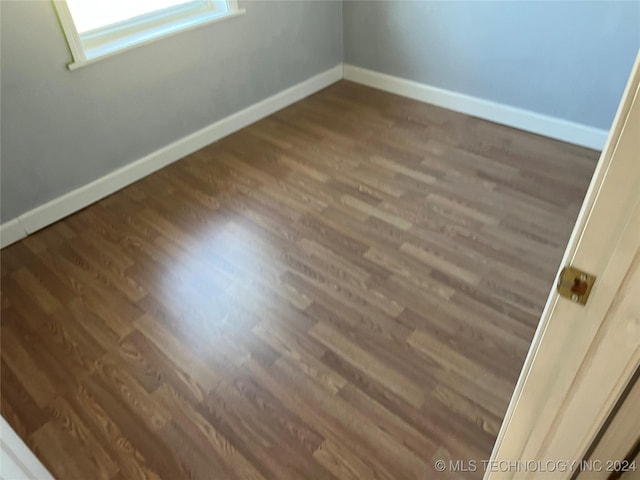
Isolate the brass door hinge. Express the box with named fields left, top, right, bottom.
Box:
left=557, top=266, right=596, bottom=306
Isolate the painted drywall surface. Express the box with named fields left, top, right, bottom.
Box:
left=0, top=0, right=342, bottom=222
left=343, top=0, right=640, bottom=131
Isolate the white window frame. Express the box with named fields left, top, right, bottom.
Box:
left=52, top=0, right=245, bottom=70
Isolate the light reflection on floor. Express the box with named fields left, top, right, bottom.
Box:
left=156, top=216, right=283, bottom=359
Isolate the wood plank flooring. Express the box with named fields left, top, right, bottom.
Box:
left=0, top=81, right=599, bottom=479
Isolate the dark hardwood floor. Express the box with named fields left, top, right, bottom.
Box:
left=0, top=81, right=598, bottom=479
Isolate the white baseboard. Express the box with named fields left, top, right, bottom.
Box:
left=1, top=417, right=55, bottom=480
left=0, top=64, right=343, bottom=249
left=343, top=64, right=609, bottom=151
left=1, top=62, right=608, bottom=249
left=0, top=219, right=28, bottom=248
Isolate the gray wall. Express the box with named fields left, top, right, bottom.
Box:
left=3, top=1, right=639, bottom=223
left=0, top=0, right=342, bottom=222
left=344, top=0, right=640, bottom=130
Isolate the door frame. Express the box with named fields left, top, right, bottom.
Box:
left=486, top=49, right=640, bottom=479
left=0, top=417, right=55, bottom=480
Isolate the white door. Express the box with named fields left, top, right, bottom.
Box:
left=486, top=49, right=640, bottom=480
left=1, top=417, right=55, bottom=480
left=576, top=375, right=640, bottom=480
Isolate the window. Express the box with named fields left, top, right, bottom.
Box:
left=53, top=0, right=244, bottom=69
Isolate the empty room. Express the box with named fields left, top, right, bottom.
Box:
left=1, top=0, right=639, bottom=479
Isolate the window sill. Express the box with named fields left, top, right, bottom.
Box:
left=67, top=8, right=246, bottom=71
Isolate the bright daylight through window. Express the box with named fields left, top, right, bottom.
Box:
left=54, top=0, right=243, bottom=69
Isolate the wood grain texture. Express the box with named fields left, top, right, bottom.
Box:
left=0, top=81, right=598, bottom=479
